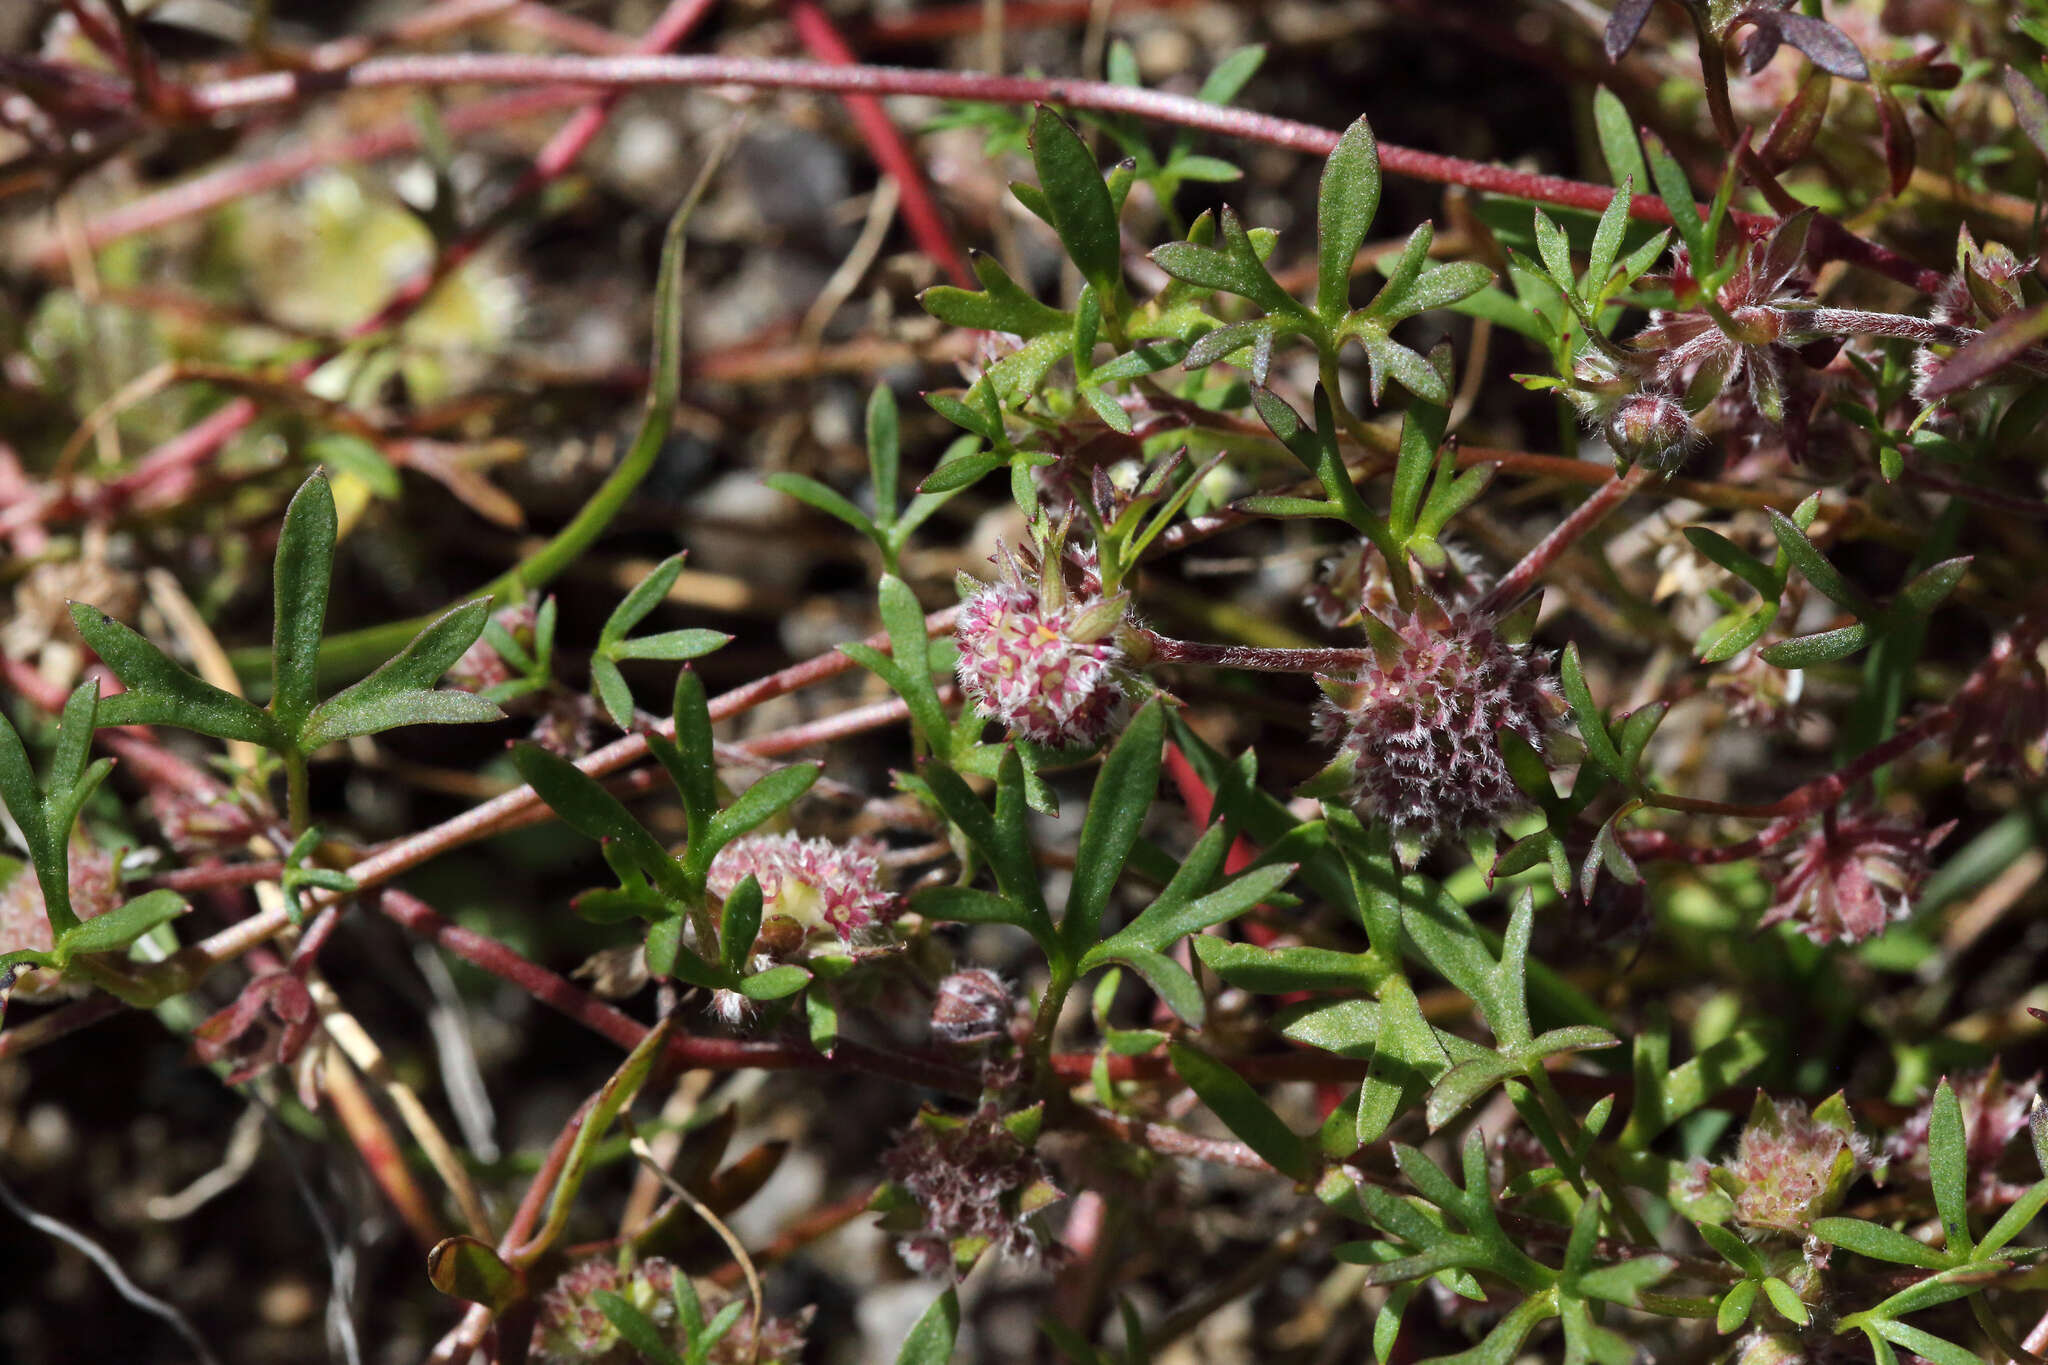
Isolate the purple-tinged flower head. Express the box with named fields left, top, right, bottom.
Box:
left=1882, top=1066, right=2041, bottom=1206
left=882, top=1104, right=1061, bottom=1279
left=1704, top=1095, right=1870, bottom=1236
left=1634, top=214, right=1815, bottom=424
left=1315, top=601, right=1561, bottom=861
left=706, top=832, right=895, bottom=943
left=532, top=1256, right=810, bottom=1365
left=1916, top=227, right=2037, bottom=419
left=1946, top=630, right=2048, bottom=780
left=1305, top=540, right=1490, bottom=629
left=1761, top=809, right=1954, bottom=945
left=1713, top=645, right=1809, bottom=731
left=953, top=539, right=1135, bottom=748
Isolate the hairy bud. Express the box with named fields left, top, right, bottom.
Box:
left=931, top=968, right=1014, bottom=1045
left=1604, top=392, right=1698, bottom=475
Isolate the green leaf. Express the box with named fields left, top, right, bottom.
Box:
left=912, top=886, right=1055, bottom=955
left=1593, top=88, right=1649, bottom=194
left=1979, top=1178, right=2048, bottom=1253
left=920, top=252, right=1071, bottom=337
left=595, top=1292, right=684, bottom=1365
left=73, top=604, right=277, bottom=746
left=611, top=629, right=731, bottom=664
left=667, top=669, right=718, bottom=840
left=871, top=575, right=949, bottom=756
left=1868, top=1319, right=1984, bottom=1365
left=1760, top=1276, right=1809, bottom=1326
left=1892, top=556, right=1970, bottom=619
left=57, top=889, right=186, bottom=960
left=1103, top=946, right=1206, bottom=1026
left=1715, top=1279, right=1757, bottom=1335
left=512, top=744, right=679, bottom=893
left=426, top=1236, right=520, bottom=1312
left=868, top=383, right=901, bottom=524
left=301, top=599, right=501, bottom=748
left=1808, top=1217, right=1951, bottom=1268
left=1697, top=1221, right=1765, bottom=1277
left=1172, top=1042, right=1314, bottom=1181
left=1062, top=699, right=1164, bottom=955
left=1927, top=1077, right=1972, bottom=1255
left=1031, top=106, right=1122, bottom=300
left=1621, top=1028, right=1768, bottom=1149
left=0, top=711, right=45, bottom=854
left=1426, top=1056, right=1521, bottom=1131
left=1641, top=128, right=1707, bottom=265
left=1766, top=508, right=1866, bottom=613
left=1098, top=862, right=1298, bottom=963
left=1192, top=937, right=1374, bottom=994
left=1684, top=526, right=1780, bottom=600
left=701, top=765, right=821, bottom=868
left=535, top=1019, right=669, bottom=1254
left=1587, top=174, right=1633, bottom=295
left=917, top=440, right=1009, bottom=493
left=1196, top=44, right=1266, bottom=105
left=718, top=874, right=762, bottom=977
left=766, top=472, right=877, bottom=540
left=270, top=471, right=338, bottom=735
left=737, top=964, right=810, bottom=1001
left=1760, top=624, right=1870, bottom=669
left=1560, top=644, right=1625, bottom=783
left=1317, top=114, right=1381, bottom=322
left=895, top=1287, right=960, bottom=1365
left=1532, top=208, right=1576, bottom=296
left=600, top=554, right=685, bottom=648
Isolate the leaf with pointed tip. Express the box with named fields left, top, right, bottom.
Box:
left=766, top=472, right=877, bottom=540
left=1927, top=1077, right=1972, bottom=1255
left=700, top=765, right=820, bottom=867
left=1062, top=700, right=1164, bottom=955
left=1095, top=862, right=1298, bottom=964
left=1171, top=1042, right=1314, bottom=1181
left=1604, top=0, right=1655, bottom=61
left=738, top=964, right=810, bottom=1001
left=270, top=471, right=337, bottom=735
left=1031, top=106, right=1122, bottom=300
left=895, top=1287, right=960, bottom=1365
left=1317, top=114, right=1381, bottom=321
left=1101, top=946, right=1205, bottom=1026
left=57, top=889, right=186, bottom=960
left=920, top=252, right=1072, bottom=336
left=73, top=604, right=277, bottom=746
left=301, top=599, right=500, bottom=748
left=1760, top=624, right=1869, bottom=669
left=534, top=1019, right=670, bottom=1255
left=512, top=743, right=679, bottom=893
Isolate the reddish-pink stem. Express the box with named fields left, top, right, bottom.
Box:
left=786, top=1, right=975, bottom=289
left=172, top=52, right=1940, bottom=291
left=1474, top=468, right=1646, bottom=618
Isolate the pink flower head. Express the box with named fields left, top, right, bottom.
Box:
left=1634, top=216, right=1814, bottom=423
left=954, top=541, right=1133, bottom=749
left=1710, top=1095, right=1870, bottom=1235
left=1761, top=809, right=1954, bottom=945
left=1882, top=1066, right=2041, bottom=1205
left=1316, top=604, right=1560, bottom=859
left=705, top=832, right=894, bottom=942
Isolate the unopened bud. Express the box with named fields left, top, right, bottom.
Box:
left=931, top=969, right=1013, bottom=1045
left=1605, top=393, right=1697, bottom=474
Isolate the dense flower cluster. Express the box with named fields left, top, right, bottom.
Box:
left=883, top=1106, right=1059, bottom=1278
left=953, top=542, right=1133, bottom=748
left=1883, top=1066, right=2040, bottom=1205
left=1695, top=1097, right=1869, bottom=1235
left=1317, top=605, right=1559, bottom=857
left=1761, top=810, right=1954, bottom=945
left=705, top=831, right=895, bottom=942
left=532, top=1256, right=809, bottom=1365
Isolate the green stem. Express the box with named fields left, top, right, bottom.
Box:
left=284, top=750, right=312, bottom=837
left=1028, top=963, right=1076, bottom=1079
left=1526, top=1065, right=1658, bottom=1246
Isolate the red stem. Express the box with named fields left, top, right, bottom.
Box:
left=785, top=2, right=976, bottom=288
left=171, top=52, right=1941, bottom=291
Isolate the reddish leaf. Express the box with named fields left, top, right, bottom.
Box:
left=1760, top=69, right=1831, bottom=171
left=1923, top=303, right=2048, bottom=400
left=2004, top=65, right=2048, bottom=165
left=1873, top=85, right=1916, bottom=198
left=1605, top=0, right=1657, bottom=62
